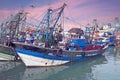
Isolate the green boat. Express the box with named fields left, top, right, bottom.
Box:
left=0, top=44, right=18, bottom=61
left=0, top=10, right=26, bottom=61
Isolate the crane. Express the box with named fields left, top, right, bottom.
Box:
left=37, top=3, right=67, bottom=45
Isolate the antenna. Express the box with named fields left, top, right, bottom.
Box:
left=48, top=0, right=52, bottom=9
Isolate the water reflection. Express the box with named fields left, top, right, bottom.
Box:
left=22, top=66, right=69, bottom=80
left=44, top=56, right=107, bottom=80
left=0, top=61, right=21, bottom=73
left=0, top=55, right=107, bottom=80
left=21, top=56, right=107, bottom=80
left=92, top=47, right=120, bottom=80
left=0, top=61, right=69, bottom=80
left=1, top=47, right=120, bottom=80
left=0, top=61, right=24, bottom=80
left=115, top=47, right=120, bottom=58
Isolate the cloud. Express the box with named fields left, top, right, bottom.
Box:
left=0, top=0, right=120, bottom=30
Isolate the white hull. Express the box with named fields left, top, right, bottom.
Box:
left=17, top=52, right=69, bottom=67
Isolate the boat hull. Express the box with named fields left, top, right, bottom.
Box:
left=17, top=52, right=69, bottom=67
left=0, top=52, right=15, bottom=61
left=14, top=42, right=108, bottom=67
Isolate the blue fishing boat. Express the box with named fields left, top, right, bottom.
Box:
left=6, top=3, right=108, bottom=67
left=12, top=38, right=108, bottom=67
left=9, top=3, right=108, bottom=67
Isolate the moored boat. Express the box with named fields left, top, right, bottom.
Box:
left=0, top=3, right=109, bottom=67
left=8, top=3, right=108, bottom=67
left=0, top=44, right=18, bottom=61
left=12, top=39, right=108, bottom=67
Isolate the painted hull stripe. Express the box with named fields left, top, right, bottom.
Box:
left=15, top=48, right=86, bottom=61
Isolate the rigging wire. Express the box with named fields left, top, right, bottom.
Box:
left=65, top=5, right=85, bottom=28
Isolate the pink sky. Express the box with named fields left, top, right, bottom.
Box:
left=0, top=0, right=120, bottom=30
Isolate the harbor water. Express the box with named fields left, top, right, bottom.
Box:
left=0, top=46, right=120, bottom=80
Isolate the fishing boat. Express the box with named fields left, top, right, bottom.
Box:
left=9, top=3, right=108, bottom=67
left=0, top=44, right=17, bottom=61
left=1, top=4, right=108, bottom=67
left=12, top=38, right=108, bottom=67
